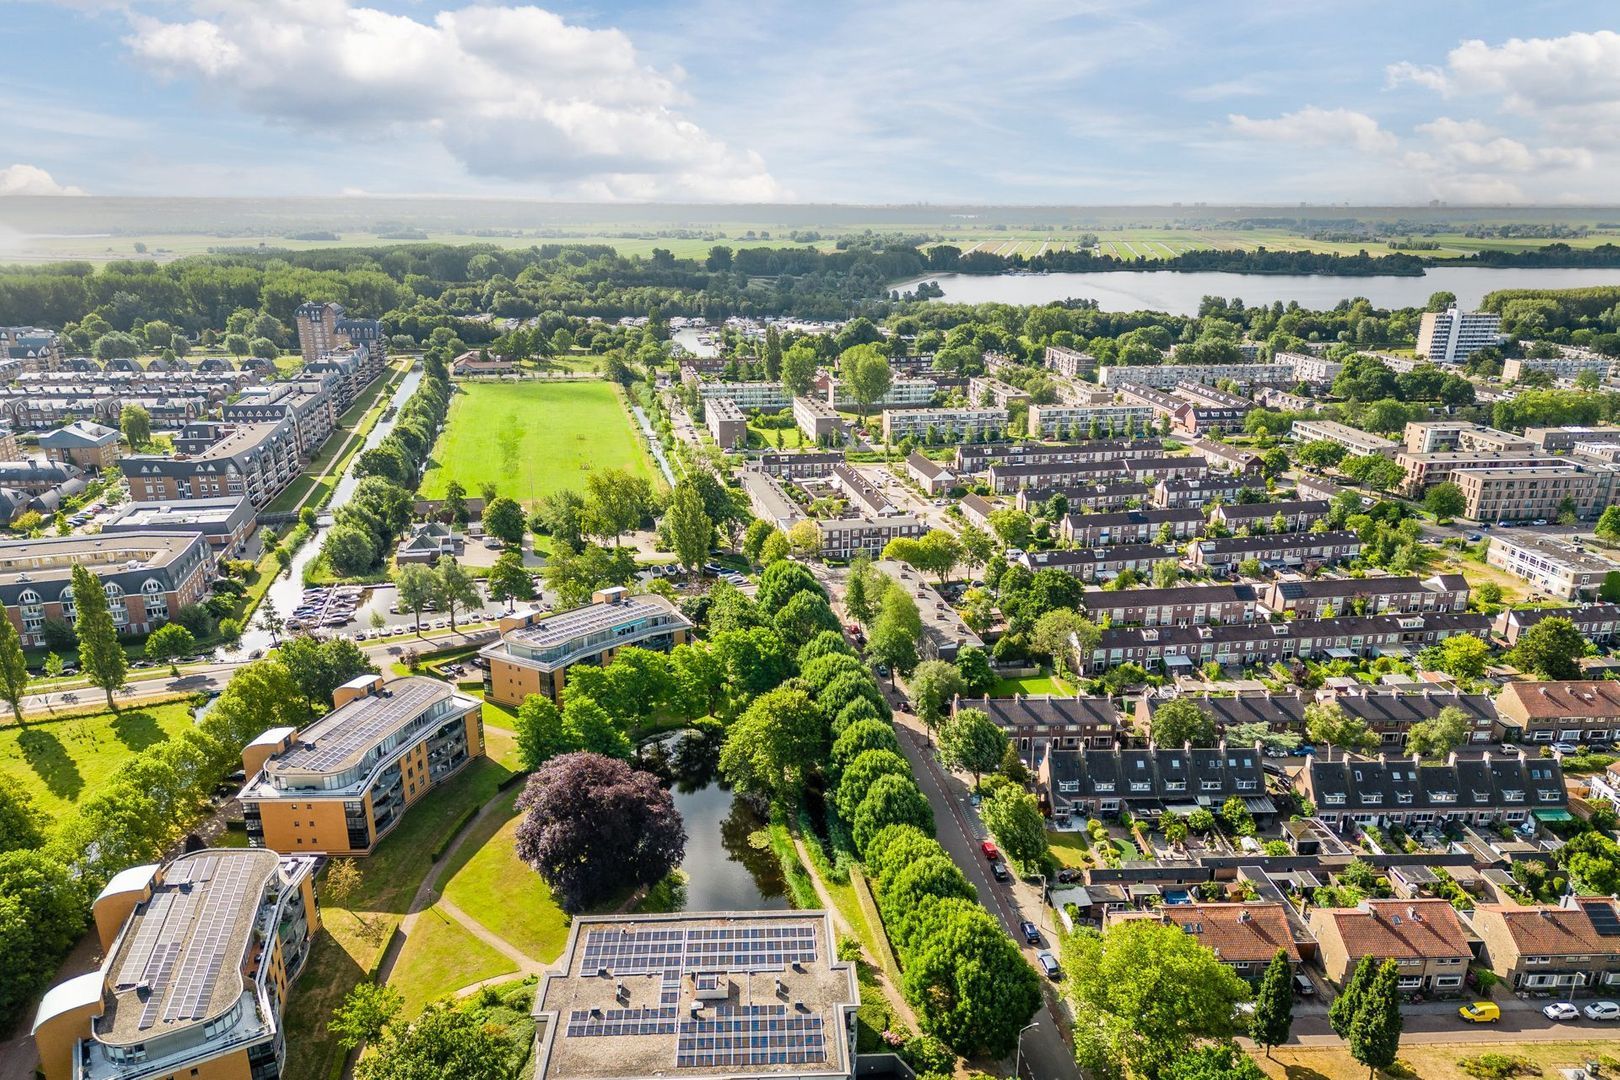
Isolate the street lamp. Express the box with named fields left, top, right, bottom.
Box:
left=1014, top=1021, right=1039, bottom=1080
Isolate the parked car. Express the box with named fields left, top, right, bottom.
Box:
left=1587, top=1001, right=1620, bottom=1021
left=1019, top=920, right=1040, bottom=945
left=1035, top=951, right=1061, bottom=979
left=1533, top=518, right=1549, bottom=526
left=1293, top=973, right=1315, bottom=997
left=1458, top=1001, right=1500, bottom=1023
left=1543, top=1002, right=1580, bottom=1021
left=1465, top=533, right=1482, bottom=542
left=981, top=841, right=1000, bottom=860
left=990, top=861, right=1011, bottom=883
left=1553, top=742, right=1581, bottom=755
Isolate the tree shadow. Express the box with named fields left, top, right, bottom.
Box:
left=111, top=710, right=166, bottom=751
left=1282, top=1067, right=1332, bottom=1080
left=17, top=727, right=83, bottom=801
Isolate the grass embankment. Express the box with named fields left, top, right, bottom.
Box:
left=418, top=381, right=661, bottom=506
left=0, top=700, right=196, bottom=822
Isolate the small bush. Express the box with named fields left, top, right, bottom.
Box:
left=1457, top=1052, right=1543, bottom=1079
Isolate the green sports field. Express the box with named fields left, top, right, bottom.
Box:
left=418, top=380, right=661, bottom=506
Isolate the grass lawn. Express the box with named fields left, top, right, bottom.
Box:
left=749, top=423, right=805, bottom=450
left=1254, top=1041, right=1620, bottom=1079
left=280, top=755, right=514, bottom=1080
left=387, top=904, right=518, bottom=1018
left=419, top=381, right=660, bottom=507
left=1047, top=830, right=1091, bottom=869
left=989, top=672, right=1076, bottom=697
left=436, top=789, right=569, bottom=963
left=0, top=700, right=197, bottom=822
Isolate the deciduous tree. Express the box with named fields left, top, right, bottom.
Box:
left=0, top=615, right=29, bottom=723
left=1349, top=960, right=1403, bottom=1080
left=908, top=659, right=964, bottom=740
left=330, top=982, right=402, bottom=1050
left=980, top=785, right=1047, bottom=873
left=481, top=495, right=526, bottom=547
left=1150, top=698, right=1217, bottom=748
left=720, top=687, right=828, bottom=805
left=900, top=899, right=1042, bottom=1058
left=144, top=622, right=195, bottom=675
left=852, top=773, right=933, bottom=853
left=434, top=554, right=481, bottom=631
left=663, top=481, right=714, bottom=573
left=392, top=562, right=437, bottom=633
left=72, top=563, right=126, bottom=709
left=939, top=707, right=1008, bottom=786
left=355, top=1001, right=509, bottom=1080
left=486, top=550, right=534, bottom=610
left=1511, top=616, right=1588, bottom=680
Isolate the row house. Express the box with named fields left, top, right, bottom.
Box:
left=1291, top=418, right=1400, bottom=458
left=1209, top=498, right=1331, bottom=533
left=1126, top=455, right=1210, bottom=483
left=1038, top=742, right=1271, bottom=822
left=1180, top=437, right=1264, bottom=476
left=1154, top=475, right=1255, bottom=508
left=1043, top=345, right=1096, bottom=378
left=1107, top=904, right=1303, bottom=982
left=1080, top=583, right=1259, bottom=628
left=756, top=451, right=844, bottom=479
left=1261, top=573, right=1469, bottom=618
left=1495, top=604, right=1620, bottom=647
left=1025, top=401, right=1156, bottom=439
left=1097, top=361, right=1293, bottom=390
left=1190, top=529, right=1363, bottom=573
left=1308, top=899, right=1472, bottom=994
left=0, top=391, right=122, bottom=431
left=967, top=375, right=1031, bottom=407
left=958, top=493, right=995, bottom=530
left=1136, top=688, right=1498, bottom=748
left=1294, top=475, right=1352, bottom=503
left=954, top=694, right=1122, bottom=756
left=988, top=458, right=1126, bottom=494
left=0, top=326, right=64, bottom=370
left=122, top=417, right=302, bottom=508
left=1016, top=481, right=1150, bottom=513
left=1059, top=507, right=1203, bottom=546
left=817, top=515, right=924, bottom=559
left=1495, top=681, right=1620, bottom=745
left=1016, top=543, right=1181, bottom=583
left=1081, top=612, right=1493, bottom=676
left=905, top=451, right=956, bottom=495
left=1473, top=898, right=1620, bottom=996
left=955, top=439, right=1166, bottom=473
left=831, top=464, right=897, bottom=516
left=1298, top=750, right=1566, bottom=834
left=738, top=468, right=804, bottom=531
left=880, top=406, right=1008, bottom=443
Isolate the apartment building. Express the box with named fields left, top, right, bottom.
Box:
left=1473, top=899, right=1620, bottom=995
left=295, top=300, right=387, bottom=366
left=0, top=460, right=84, bottom=507
left=1038, top=743, right=1269, bottom=822
left=1044, top=344, right=1097, bottom=378
left=1190, top=529, right=1363, bottom=573
left=1291, top=418, right=1399, bottom=457
left=1016, top=543, right=1182, bottom=583
left=1395, top=449, right=1568, bottom=495
left=1175, top=382, right=1253, bottom=410
left=880, top=406, right=1007, bottom=443
left=705, top=397, right=749, bottom=448
left=955, top=694, right=1123, bottom=753
left=792, top=396, right=845, bottom=444
left=988, top=458, right=1125, bottom=494
left=1403, top=420, right=1532, bottom=455
left=224, top=380, right=338, bottom=458
left=1279, top=350, right=1343, bottom=384
left=1258, top=387, right=1317, bottom=412
left=1454, top=463, right=1615, bottom=523
left=1097, top=362, right=1293, bottom=389
left=531, top=911, right=858, bottom=1080
left=1262, top=573, right=1469, bottom=618
left=1106, top=904, right=1302, bottom=981
left=481, top=589, right=694, bottom=707
left=1025, top=401, right=1156, bottom=439
left=1525, top=426, right=1620, bottom=452
left=756, top=452, right=844, bottom=479
left=1059, top=507, right=1203, bottom=546
left=817, top=515, right=924, bottom=559
left=0, top=532, right=214, bottom=646
left=1082, top=612, right=1493, bottom=676
left=1016, top=481, right=1152, bottom=513
left=1180, top=437, right=1263, bottom=476
left=1417, top=307, right=1503, bottom=362
left=1300, top=751, right=1565, bottom=834
left=1485, top=532, right=1620, bottom=600
left=306, top=342, right=384, bottom=410
left=1120, top=385, right=1248, bottom=435
left=825, top=376, right=936, bottom=410
left=1154, top=476, right=1255, bottom=508
left=1496, top=681, right=1620, bottom=745
left=1505, top=354, right=1615, bottom=383
left=1308, top=899, right=1472, bottom=992
left=1139, top=688, right=1498, bottom=748
left=240, top=675, right=484, bottom=855
left=967, top=375, right=1030, bottom=407
left=1496, top=604, right=1620, bottom=646
left=905, top=452, right=955, bottom=495
left=955, top=439, right=1166, bottom=473
left=31, top=849, right=319, bottom=1080
left=0, top=325, right=64, bottom=370
left=122, top=418, right=302, bottom=508
left=102, top=498, right=255, bottom=554
left=696, top=381, right=790, bottom=411
left=738, top=467, right=804, bottom=531
left=38, top=421, right=122, bottom=471
left=1222, top=505, right=1334, bottom=548
left=1080, top=583, right=1259, bottom=627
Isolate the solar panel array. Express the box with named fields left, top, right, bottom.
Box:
left=675, top=1004, right=826, bottom=1070
left=580, top=924, right=818, bottom=976
left=565, top=1006, right=679, bottom=1038
left=510, top=599, right=661, bottom=649
left=1590, top=903, right=1620, bottom=937
left=278, top=679, right=446, bottom=772
left=163, top=856, right=257, bottom=1023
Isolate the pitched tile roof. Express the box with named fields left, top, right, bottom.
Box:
left=1314, top=899, right=1471, bottom=961
left=1111, top=903, right=1302, bottom=964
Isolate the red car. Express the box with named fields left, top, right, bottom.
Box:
left=981, top=841, right=999, bottom=860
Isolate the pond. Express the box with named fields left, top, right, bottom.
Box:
left=888, top=266, right=1620, bottom=315
left=643, top=729, right=789, bottom=912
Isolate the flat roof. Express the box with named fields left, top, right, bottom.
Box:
left=97, top=849, right=282, bottom=1045
left=0, top=531, right=203, bottom=585
left=104, top=498, right=251, bottom=530
left=267, top=676, right=470, bottom=775
left=533, top=911, right=856, bottom=1080
left=503, top=594, right=688, bottom=652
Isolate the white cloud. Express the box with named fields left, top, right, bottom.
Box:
left=1227, top=107, right=1397, bottom=154
left=121, top=0, right=778, bottom=200
left=1384, top=60, right=1448, bottom=93
left=0, top=163, right=84, bottom=196
left=1443, top=30, right=1620, bottom=115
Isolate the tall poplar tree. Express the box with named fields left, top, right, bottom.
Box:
left=0, top=613, right=30, bottom=722
left=1250, top=948, right=1295, bottom=1058
left=72, top=564, right=127, bottom=709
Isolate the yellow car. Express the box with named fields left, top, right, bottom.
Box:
left=1458, top=1001, right=1501, bottom=1023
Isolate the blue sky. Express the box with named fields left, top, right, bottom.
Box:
left=2, top=0, right=1617, bottom=203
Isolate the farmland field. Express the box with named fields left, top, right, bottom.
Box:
left=418, top=380, right=661, bottom=506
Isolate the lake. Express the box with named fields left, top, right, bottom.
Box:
left=890, top=267, right=1620, bottom=315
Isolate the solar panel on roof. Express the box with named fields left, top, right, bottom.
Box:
left=278, top=680, right=448, bottom=772
left=164, top=855, right=258, bottom=1022
left=115, top=893, right=174, bottom=988
left=1589, top=904, right=1620, bottom=936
